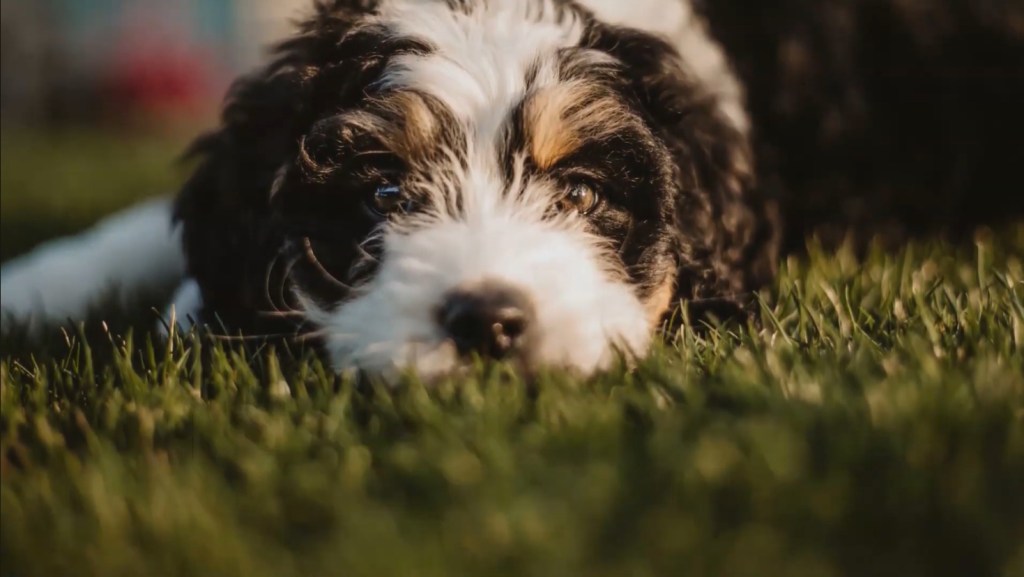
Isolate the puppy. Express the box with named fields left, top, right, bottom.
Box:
left=2, top=0, right=1021, bottom=383
left=168, top=0, right=778, bottom=381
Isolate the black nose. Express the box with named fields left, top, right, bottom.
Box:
left=439, top=282, right=535, bottom=359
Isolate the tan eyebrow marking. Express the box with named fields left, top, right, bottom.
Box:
left=373, top=91, right=443, bottom=161
left=524, top=81, right=631, bottom=170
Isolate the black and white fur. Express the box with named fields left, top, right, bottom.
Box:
left=2, top=0, right=1021, bottom=382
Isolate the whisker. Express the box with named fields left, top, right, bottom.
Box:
left=303, top=237, right=358, bottom=291
left=263, top=250, right=288, bottom=314
left=256, top=310, right=308, bottom=319
left=209, top=332, right=311, bottom=343
left=354, top=240, right=381, bottom=265
left=276, top=255, right=302, bottom=311
left=293, top=329, right=332, bottom=343
left=355, top=248, right=380, bottom=266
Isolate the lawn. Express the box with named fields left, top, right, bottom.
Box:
left=1, top=131, right=1023, bottom=577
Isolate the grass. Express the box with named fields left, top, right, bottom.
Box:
left=1, top=131, right=1023, bottom=577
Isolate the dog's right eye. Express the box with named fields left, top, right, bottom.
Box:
left=368, top=184, right=412, bottom=217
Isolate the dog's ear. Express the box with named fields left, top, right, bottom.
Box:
left=174, top=2, right=376, bottom=331
left=589, top=25, right=780, bottom=322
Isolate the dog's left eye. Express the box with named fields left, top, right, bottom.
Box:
left=558, top=183, right=601, bottom=215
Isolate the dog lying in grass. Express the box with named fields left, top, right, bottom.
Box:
left=2, top=0, right=1022, bottom=382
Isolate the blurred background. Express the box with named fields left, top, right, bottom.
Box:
left=0, top=0, right=307, bottom=262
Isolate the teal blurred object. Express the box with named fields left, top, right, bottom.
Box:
left=55, top=0, right=235, bottom=58
left=58, top=0, right=233, bottom=38
left=44, top=0, right=306, bottom=70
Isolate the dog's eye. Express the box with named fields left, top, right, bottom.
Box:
left=558, top=183, right=600, bottom=215
left=368, top=184, right=411, bottom=217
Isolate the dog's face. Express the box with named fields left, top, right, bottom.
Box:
left=278, top=2, right=679, bottom=379
left=177, top=0, right=777, bottom=382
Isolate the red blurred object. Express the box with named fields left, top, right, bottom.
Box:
left=102, top=27, right=223, bottom=120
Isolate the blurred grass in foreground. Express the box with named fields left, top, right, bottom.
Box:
left=0, top=129, right=192, bottom=262
left=2, top=223, right=1023, bottom=576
